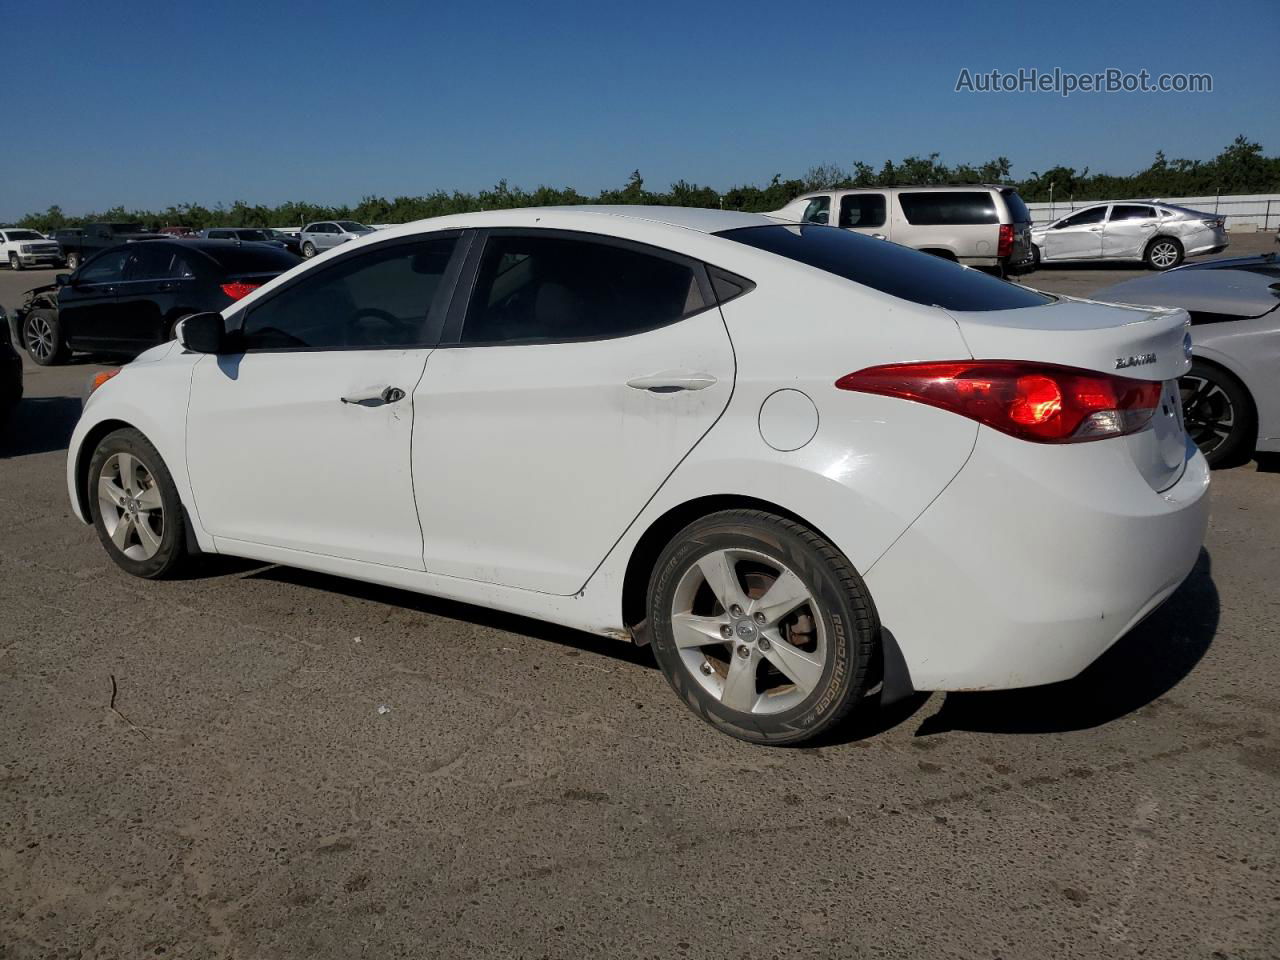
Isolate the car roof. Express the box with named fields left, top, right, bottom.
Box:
left=377, top=205, right=778, bottom=237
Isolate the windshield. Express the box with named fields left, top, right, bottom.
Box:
left=5, top=230, right=43, bottom=241
left=336, top=221, right=372, bottom=232
left=716, top=224, right=1052, bottom=312
left=110, top=223, right=146, bottom=233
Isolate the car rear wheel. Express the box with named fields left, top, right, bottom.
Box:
left=65, top=251, right=81, bottom=270
left=1145, top=237, right=1184, bottom=271
left=88, top=428, right=188, bottom=578
left=8, top=253, right=22, bottom=271
left=1030, top=244, right=1041, bottom=268
left=1180, top=360, right=1255, bottom=467
left=23, top=309, right=68, bottom=365
left=647, top=510, right=877, bottom=745
left=302, top=242, right=316, bottom=258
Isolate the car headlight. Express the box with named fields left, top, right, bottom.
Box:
left=19, top=244, right=31, bottom=253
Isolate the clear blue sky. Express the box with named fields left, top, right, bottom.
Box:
left=4, top=0, right=1276, bottom=220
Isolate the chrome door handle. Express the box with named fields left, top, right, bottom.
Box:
left=626, top=371, right=718, bottom=393
left=341, top=386, right=405, bottom=406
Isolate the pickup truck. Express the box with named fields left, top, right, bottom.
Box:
left=52, top=223, right=164, bottom=270
left=0, top=228, right=63, bottom=270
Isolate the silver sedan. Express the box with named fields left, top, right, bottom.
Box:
left=1031, top=202, right=1228, bottom=271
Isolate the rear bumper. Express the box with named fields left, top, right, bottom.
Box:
left=864, top=428, right=1210, bottom=692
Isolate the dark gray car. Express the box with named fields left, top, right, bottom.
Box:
left=1096, top=253, right=1280, bottom=465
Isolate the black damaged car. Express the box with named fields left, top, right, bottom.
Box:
left=14, top=239, right=300, bottom=365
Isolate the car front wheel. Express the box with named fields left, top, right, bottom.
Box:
left=9, top=253, right=22, bottom=271
left=302, top=242, right=316, bottom=258
left=65, top=251, right=81, bottom=270
left=88, top=428, right=189, bottom=578
left=23, top=309, right=68, bottom=365
left=647, top=510, right=877, bottom=745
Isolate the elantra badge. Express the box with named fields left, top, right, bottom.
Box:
left=1115, top=353, right=1157, bottom=370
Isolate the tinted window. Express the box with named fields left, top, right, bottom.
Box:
left=126, top=245, right=186, bottom=280
left=1110, top=205, right=1155, bottom=221
left=898, top=192, right=998, bottom=225
left=715, top=224, right=1052, bottom=312
left=839, top=194, right=886, bottom=228
left=79, top=249, right=130, bottom=284
left=1057, top=207, right=1107, bottom=228
left=110, top=223, right=145, bottom=233
left=462, top=234, right=706, bottom=344
left=241, top=237, right=456, bottom=350
left=200, top=245, right=300, bottom=274
left=336, top=221, right=371, bottom=232
left=1000, top=189, right=1031, bottom=223
left=234, top=229, right=271, bottom=241
left=800, top=196, right=830, bottom=225
left=208, top=230, right=232, bottom=239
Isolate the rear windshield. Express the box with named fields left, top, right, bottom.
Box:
left=199, top=245, right=300, bottom=274
left=716, top=224, right=1052, bottom=312
left=110, top=223, right=146, bottom=233
left=898, top=191, right=998, bottom=225
left=1001, top=189, right=1031, bottom=223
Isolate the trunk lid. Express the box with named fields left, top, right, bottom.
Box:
left=946, top=296, right=1193, bottom=492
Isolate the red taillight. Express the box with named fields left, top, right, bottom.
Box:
left=997, top=223, right=1014, bottom=258
left=835, top=360, right=1163, bottom=443
left=220, top=281, right=261, bottom=301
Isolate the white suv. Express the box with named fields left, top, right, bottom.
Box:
left=0, top=228, right=63, bottom=271
left=298, top=220, right=375, bottom=258
left=772, top=185, right=1033, bottom=273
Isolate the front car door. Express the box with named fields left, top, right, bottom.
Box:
left=412, top=229, right=735, bottom=595
left=59, top=248, right=129, bottom=351
left=1102, top=204, right=1158, bottom=260
left=838, top=193, right=888, bottom=238
left=1041, top=205, right=1107, bottom=260
left=186, top=231, right=466, bottom=569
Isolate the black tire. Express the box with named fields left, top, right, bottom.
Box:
left=8, top=252, right=22, bottom=271
left=23, top=308, right=69, bottom=365
left=1145, top=236, right=1183, bottom=271
left=647, top=509, right=878, bottom=746
left=65, top=251, right=81, bottom=270
left=302, top=241, right=316, bottom=258
left=1180, top=360, right=1256, bottom=468
left=1030, top=244, right=1041, bottom=268
left=87, top=428, right=188, bottom=579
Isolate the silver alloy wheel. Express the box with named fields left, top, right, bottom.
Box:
left=302, top=242, right=316, bottom=258
left=1150, top=241, right=1179, bottom=268
left=670, top=548, right=827, bottom=715
left=24, top=315, right=54, bottom=362
left=98, top=452, right=164, bottom=561
left=1180, top=374, right=1234, bottom=456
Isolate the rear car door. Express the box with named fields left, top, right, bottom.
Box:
left=116, top=244, right=192, bottom=347
left=1102, top=204, right=1158, bottom=260
left=59, top=248, right=129, bottom=351
left=1042, top=206, right=1107, bottom=260
left=412, top=229, right=735, bottom=595
left=186, top=232, right=465, bottom=568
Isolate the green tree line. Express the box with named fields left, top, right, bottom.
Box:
left=13, top=136, right=1278, bottom=233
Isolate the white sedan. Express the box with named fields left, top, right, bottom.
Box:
left=67, top=206, right=1209, bottom=745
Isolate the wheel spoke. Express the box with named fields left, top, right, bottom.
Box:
left=697, top=551, right=748, bottom=612
left=720, top=648, right=760, bottom=712
left=761, top=632, right=824, bottom=695
left=134, top=516, right=162, bottom=556
left=748, top=569, right=811, bottom=626
left=135, top=484, right=163, bottom=511
left=98, top=475, right=127, bottom=507
left=110, top=514, right=135, bottom=551
left=670, top=612, right=729, bottom=649
left=117, top=454, right=139, bottom=495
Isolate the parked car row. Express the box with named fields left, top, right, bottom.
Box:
left=770, top=186, right=1230, bottom=273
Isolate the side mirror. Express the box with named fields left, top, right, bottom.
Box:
left=55, top=273, right=72, bottom=287
left=176, top=312, right=226, bottom=353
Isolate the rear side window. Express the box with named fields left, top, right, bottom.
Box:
left=839, top=194, right=887, bottom=228
left=1110, top=205, right=1155, bottom=221
left=1000, top=189, right=1031, bottom=224
left=461, top=234, right=706, bottom=344
left=715, top=224, right=1052, bottom=312
left=201, top=245, right=300, bottom=273
left=898, top=192, right=999, bottom=225
left=241, top=237, right=458, bottom=350
left=126, top=245, right=187, bottom=280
